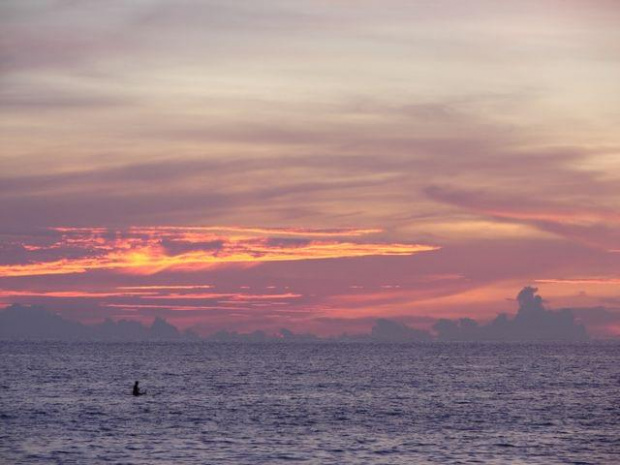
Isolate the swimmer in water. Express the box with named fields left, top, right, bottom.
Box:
left=133, top=381, right=145, bottom=396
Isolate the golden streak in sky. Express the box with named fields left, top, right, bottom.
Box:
left=1, top=227, right=439, bottom=277
left=535, top=278, right=620, bottom=285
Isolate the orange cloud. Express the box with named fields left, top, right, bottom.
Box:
left=117, top=285, right=214, bottom=290
left=146, top=292, right=302, bottom=300
left=0, top=290, right=154, bottom=298
left=104, top=303, right=250, bottom=311
left=0, top=226, right=438, bottom=277
left=53, top=226, right=383, bottom=239
left=535, top=278, right=620, bottom=285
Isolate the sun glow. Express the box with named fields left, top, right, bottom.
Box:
left=0, top=226, right=438, bottom=277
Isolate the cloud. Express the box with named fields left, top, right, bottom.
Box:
left=0, top=303, right=196, bottom=341
left=1, top=1, right=619, bottom=337
left=425, top=184, right=620, bottom=250
left=0, top=0, right=341, bottom=78
left=433, top=286, right=588, bottom=341
left=0, top=226, right=438, bottom=277
left=370, top=318, right=431, bottom=342
left=570, top=306, right=620, bottom=337
left=4, top=283, right=616, bottom=340
left=535, top=278, right=620, bottom=285
left=0, top=85, right=133, bottom=111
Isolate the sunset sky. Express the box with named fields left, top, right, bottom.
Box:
left=1, top=0, right=619, bottom=336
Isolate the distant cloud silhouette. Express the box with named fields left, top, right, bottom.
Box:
left=0, top=304, right=86, bottom=340
left=0, top=304, right=197, bottom=341
left=370, top=318, right=432, bottom=342
left=279, top=328, right=320, bottom=342
left=0, top=287, right=594, bottom=342
left=208, top=330, right=269, bottom=342
left=568, top=306, right=620, bottom=339
left=434, top=287, right=588, bottom=341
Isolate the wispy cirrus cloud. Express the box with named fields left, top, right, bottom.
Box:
left=425, top=185, right=620, bottom=250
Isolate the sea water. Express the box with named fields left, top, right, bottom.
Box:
left=1, top=342, right=618, bottom=464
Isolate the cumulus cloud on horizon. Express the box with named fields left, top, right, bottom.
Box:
left=2, top=286, right=608, bottom=342
left=434, top=287, right=588, bottom=341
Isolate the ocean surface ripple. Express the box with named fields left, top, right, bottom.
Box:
left=1, top=342, right=619, bottom=464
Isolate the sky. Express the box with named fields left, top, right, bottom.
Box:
left=1, top=0, right=619, bottom=337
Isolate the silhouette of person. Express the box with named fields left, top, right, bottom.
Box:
left=133, top=381, right=145, bottom=396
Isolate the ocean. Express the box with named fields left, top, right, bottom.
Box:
left=1, top=342, right=618, bottom=464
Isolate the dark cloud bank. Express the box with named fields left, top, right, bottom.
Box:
left=0, top=304, right=200, bottom=342
left=0, top=288, right=594, bottom=342
left=433, top=287, right=588, bottom=341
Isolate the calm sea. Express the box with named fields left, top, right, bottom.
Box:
left=1, top=342, right=619, bottom=464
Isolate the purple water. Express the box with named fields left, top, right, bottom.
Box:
left=1, top=342, right=619, bottom=464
